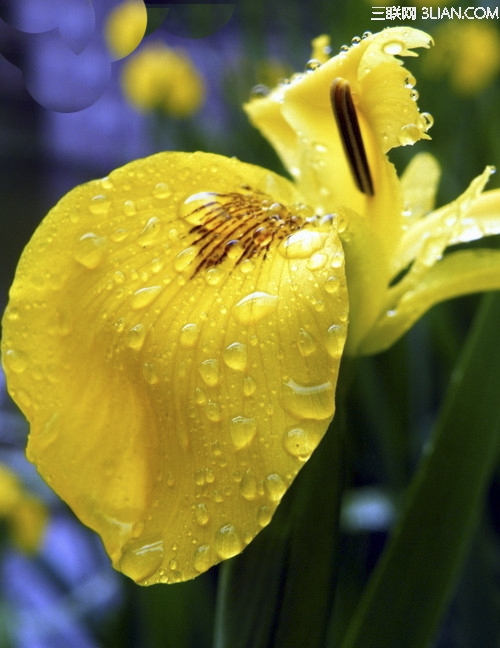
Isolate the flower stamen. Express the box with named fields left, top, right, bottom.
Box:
left=330, top=77, right=374, bottom=196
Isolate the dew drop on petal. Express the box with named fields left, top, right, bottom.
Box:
left=229, top=416, right=257, bottom=450
left=205, top=400, right=222, bottom=422
left=73, top=233, right=106, bottom=269
left=126, top=324, right=147, bottom=350
left=174, top=246, right=198, bottom=273
left=398, top=123, right=421, bottom=146
left=88, top=194, right=111, bottom=215
left=123, top=200, right=137, bottom=216
left=382, top=39, right=404, bottom=55
left=282, top=379, right=335, bottom=420
left=214, top=524, right=242, bottom=559
left=233, top=292, right=278, bottom=324
left=284, top=427, right=317, bottom=460
left=138, top=217, right=161, bottom=248
left=195, top=503, right=210, bottom=526
left=153, top=182, right=171, bottom=199
left=257, top=505, right=273, bottom=528
left=119, top=540, right=164, bottom=583
left=265, top=474, right=287, bottom=502
left=142, top=362, right=159, bottom=384
left=239, top=469, right=258, bottom=501
left=297, top=330, right=317, bottom=357
left=4, top=348, right=28, bottom=374
left=223, top=342, right=247, bottom=371
left=198, top=359, right=219, bottom=386
left=193, top=545, right=211, bottom=573
left=243, top=375, right=257, bottom=396
left=280, top=230, right=326, bottom=259
left=325, top=324, right=346, bottom=359
left=180, top=323, right=200, bottom=348
left=131, top=286, right=162, bottom=310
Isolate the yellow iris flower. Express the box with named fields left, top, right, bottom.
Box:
left=2, top=27, right=500, bottom=585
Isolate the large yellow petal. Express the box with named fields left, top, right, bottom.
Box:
left=2, top=151, right=348, bottom=584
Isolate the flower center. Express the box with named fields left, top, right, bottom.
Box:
left=330, top=77, right=374, bottom=196
left=182, top=188, right=305, bottom=275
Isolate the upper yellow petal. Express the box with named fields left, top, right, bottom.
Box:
left=2, top=151, right=348, bottom=583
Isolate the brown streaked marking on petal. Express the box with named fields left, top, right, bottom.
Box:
left=185, top=189, right=304, bottom=275
left=330, top=78, right=374, bottom=197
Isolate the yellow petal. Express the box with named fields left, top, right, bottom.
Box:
left=2, top=151, right=348, bottom=584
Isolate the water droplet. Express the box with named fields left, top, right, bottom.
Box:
left=88, top=194, right=111, bottom=215
left=215, top=524, right=242, bottom=559
left=325, top=324, right=346, bottom=359
left=204, top=267, right=224, bottom=286
left=223, top=342, right=247, bottom=371
left=324, top=275, right=340, bottom=294
left=119, top=539, right=164, bottom=583
left=4, top=348, right=27, bottom=374
left=233, top=292, right=278, bottom=324
left=409, top=89, right=419, bottom=102
left=243, top=375, right=257, bottom=396
left=179, top=192, right=218, bottom=225
left=398, top=124, right=421, bottom=146
left=205, top=400, right=222, bottom=422
left=180, top=323, right=200, bottom=348
left=110, top=228, right=129, bottom=242
left=143, top=362, right=159, bottom=384
left=419, top=112, right=434, bottom=132
left=282, top=378, right=335, bottom=420
left=382, top=40, right=404, bottom=55
left=126, top=324, right=147, bottom=350
left=362, top=30, right=372, bottom=39
left=239, top=259, right=254, bottom=274
left=123, top=200, right=137, bottom=216
left=280, top=230, right=326, bottom=259
left=195, top=502, right=210, bottom=526
left=284, top=427, right=317, bottom=459
left=307, top=252, right=327, bottom=270
left=73, top=232, right=106, bottom=269
left=168, top=558, right=178, bottom=571
left=194, top=386, right=207, bottom=405
left=305, top=58, right=322, bottom=71
left=239, top=469, right=257, bottom=500
left=193, top=545, right=212, bottom=572
left=351, top=35, right=361, bottom=45
left=250, top=83, right=270, bottom=98
left=137, top=217, right=160, bottom=249
left=257, top=505, right=273, bottom=527
left=265, top=474, right=287, bottom=502
left=153, top=182, right=171, bottom=199
left=297, top=330, right=317, bottom=357
left=174, top=246, right=198, bottom=273
left=131, top=285, right=162, bottom=310
left=229, top=416, right=257, bottom=450
left=199, top=359, right=219, bottom=387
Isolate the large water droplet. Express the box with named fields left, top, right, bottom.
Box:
left=297, top=330, right=317, bottom=357
left=205, top=400, right=222, bottom=422
left=233, top=292, right=278, bottom=324
left=199, top=359, right=219, bottom=386
left=325, top=324, right=346, bottom=359
left=119, top=539, right=164, bottom=583
left=257, top=505, right=273, bottom=527
left=195, top=502, right=210, bottom=526
left=382, top=39, right=404, bottom=55
left=153, top=182, right=171, bottom=199
left=180, top=322, right=200, bottom=348
left=131, top=286, right=162, bottom=310
left=138, top=217, right=161, bottom=248
left=282, top=378, right=335, bottom=420
left=229, top=416, right=257, bottom=450
left=88, top=194, right=111, bottom=215
left=239, top=469, right=258, bottom=501
left=280, top=229, right=326, bottom=259
left=193, top=545, right=212, bottom=573
left=174, top=246, right=198, bottom=273
left=73, top=232, right=106, bottom=269
left=223, top=342, right=247, bottom=371
left=398, top=123, right=421, bottom=146
left=126, top=324, right=147, bottom=350
left=215, top=524, right=242, bottom=559
left=4, top=348, right=28, bottom=374
left=284, top=427, right=317, bottom=459
left=265, top=473, right=287, bottom=502
left=143, top=362, right=159, bottom=384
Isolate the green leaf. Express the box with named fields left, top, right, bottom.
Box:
left=340, top=293, right=500, bottom=648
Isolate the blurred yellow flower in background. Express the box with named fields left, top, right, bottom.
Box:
left=105, top=0, right=148, bottom=60
left=0, top=463, right=47, bottom=553
left=423, top=23, right=500, bottom=95
left=121, top=42, right=205, bottom=117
